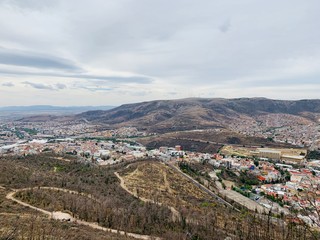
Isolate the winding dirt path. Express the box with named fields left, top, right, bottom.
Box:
left=6, top=187, right=162, bottom=240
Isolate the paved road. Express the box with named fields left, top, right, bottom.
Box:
left=6, top=187, right=162, bottom=240
left=219, top=189, right=267, bottom=213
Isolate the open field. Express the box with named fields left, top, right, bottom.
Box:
left=220, top=145, right=307, bottom=158
left=220, top=145, right=257, bottom=157
left=119, top=162, right=214, bottom=213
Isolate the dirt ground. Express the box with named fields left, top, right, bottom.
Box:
left=119, top=162, right=215, bottom=212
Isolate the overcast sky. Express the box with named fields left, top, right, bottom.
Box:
left=0, top=0, right=319, bottom=106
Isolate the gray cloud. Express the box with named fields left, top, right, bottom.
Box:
left=0, top=0, right=320, bottom=105
left=218, top=19, right=231, bottom=33
left=0, top=46, right=152, bottom=85
left=55, top=83, right=66, bottom=89
left=1, top=82, right=14, bottom=87
left=80, top=87, right=114, bottom=92
left=70, top=74, right=152, bottom=84
left=0, top=68, right=152, bottom=84
left=22, top=81, right=69, bottom=91
left=0, top=47, right=81, bottom=71
left=0, top=0, right=58, bottom=10
left=22, top=81, right=54, bottom=90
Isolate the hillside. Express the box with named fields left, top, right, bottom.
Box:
left=76, top=98, right=320, bottom=132
left=1, top=154, right=317, bottom=240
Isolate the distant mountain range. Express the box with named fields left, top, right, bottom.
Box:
left=76, top=98, right=320, bottom=132
left=0, top=105, right=115, bottom=120
left=0, top=105, right=115, bottom=112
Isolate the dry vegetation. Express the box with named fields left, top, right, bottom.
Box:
left=76, top=98, right=320, bottom=133
left=0, top=154, right=319, bottom=240
left=136, top=129, right=296, bottom=153
left=119, top=161, right=320, bottom=240
left=119, top=162, right=213, bottom=212
left=0, top=186, right=135, bottom=240
left=0, top=154, right=180, bottom=239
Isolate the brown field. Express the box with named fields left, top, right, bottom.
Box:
left=220, top=145, right=257, bottom=157
left=220, top=145, right=307, bottom=158
left=120, top=161, right=217, bottom=212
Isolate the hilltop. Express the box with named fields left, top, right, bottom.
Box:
left=76, top=98, right=320, bottom=132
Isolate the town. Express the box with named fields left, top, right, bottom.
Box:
left=228, top=113, right=320, bottom=150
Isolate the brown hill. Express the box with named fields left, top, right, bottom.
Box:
left=76, top=98, right=320, bottom=132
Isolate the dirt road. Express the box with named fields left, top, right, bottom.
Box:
left=6, top=187, right=162, bottom=240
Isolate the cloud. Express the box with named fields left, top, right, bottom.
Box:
left=0, top=47, right=153, bottom=85
left=1, top=0, right=58, bottom=11
left=1, top=82, right=14, bottom=87
left=70, top=74, right=152, bottom=84
left=22, top=81, right=55, bottom=90
left=0, top=0, right=320, bottom=106
left=218, top=19, right=231, bottom=33
left=80, top=87, right=114, bottom=92
left=55, top=83, right=66, bottom=89
left=0, top=68, right=153, bottom=84
left=0, top=47, right=81, bottom=71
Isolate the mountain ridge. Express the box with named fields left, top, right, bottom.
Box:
left=76, top=98, right=320, bottom=132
